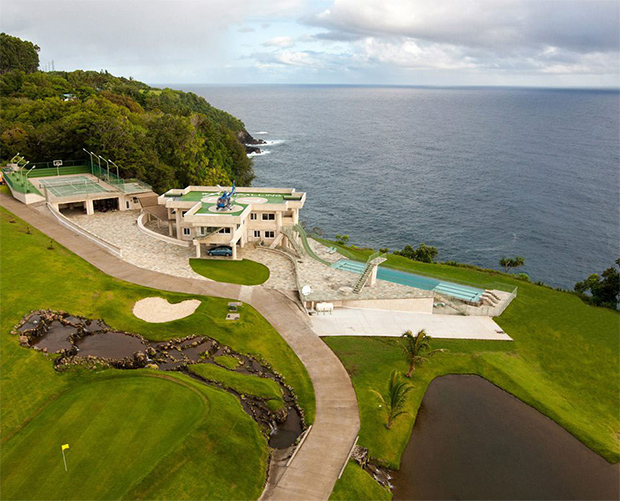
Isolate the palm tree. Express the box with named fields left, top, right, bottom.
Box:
left=371, top=370, right=413, bottom=429
left=401, top=329, right=445, bottom=377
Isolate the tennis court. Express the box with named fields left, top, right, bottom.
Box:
left=38, top=175, right=110, bottom=197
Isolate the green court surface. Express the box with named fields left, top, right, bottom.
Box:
left=39, top=175, right=110, bottom=198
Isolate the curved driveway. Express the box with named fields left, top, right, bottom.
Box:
left=0, top=194, right=360, bottom=501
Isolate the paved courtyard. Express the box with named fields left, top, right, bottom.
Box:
left=68, top=211, right=206, bottom=280
left=311, top=308, right=512, bottom=340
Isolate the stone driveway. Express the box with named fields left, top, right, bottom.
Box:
left=68, top=211, right=206, bottom=280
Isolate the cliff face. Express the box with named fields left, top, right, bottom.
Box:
left=237, top=130, right=266, bottom=155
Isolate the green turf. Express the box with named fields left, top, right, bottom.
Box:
left=0, top=206, right=315, bottom=499
left=1, top=372, right=268, bottom=500
left=329, top=461, right=391, bottom=501
left=189, top=258, right=270, bottom=285
left=213, top=354, right=241, bottom=369
left=323, top=243, right=620, bottom=468
left=189, top=363, right=286, bottom=412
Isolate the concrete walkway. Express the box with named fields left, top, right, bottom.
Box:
left=0, top=195, right=359, bottom=501
left=311, top=308, right=512, bottom=340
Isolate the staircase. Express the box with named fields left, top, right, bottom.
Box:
left=352, top=251, right=387, bottom=294
left=481, top=290, right=501, bottom=306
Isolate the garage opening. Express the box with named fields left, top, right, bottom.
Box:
left=58, top=201, right=86, bottom=216
left=93, top=198, right=119, bottom=212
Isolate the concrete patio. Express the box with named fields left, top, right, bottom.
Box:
left=310, top=307, right=512, bottom=340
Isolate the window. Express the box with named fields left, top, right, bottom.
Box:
left=132, top=197, right=139, bottom=203
left=125, top=201, right=130, bottom=209
left=264, top=231, right=275, bottom=239
left=182, top=227, right=191, bottom=236
left=181, top=210, right=188, bottom=216
left=253, top=230, right=261, bottom=238
left=219, top=227, right=231, bottom=234
left=250, top=213, right=257, bottom=220
left=262, top=213, right=275, bottom=221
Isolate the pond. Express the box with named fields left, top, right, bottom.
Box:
left=392, top=375, right=619, bottom=500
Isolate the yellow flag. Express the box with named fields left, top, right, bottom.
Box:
left=62, top=444, right=70, bottom=451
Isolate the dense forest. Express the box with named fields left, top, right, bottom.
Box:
left=0, top=33, right=255, bottom=192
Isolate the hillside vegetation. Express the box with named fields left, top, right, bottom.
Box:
left=0, top=34, right=254, bottom=192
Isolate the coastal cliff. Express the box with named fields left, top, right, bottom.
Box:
left=0, top=33, right=256, bottom=192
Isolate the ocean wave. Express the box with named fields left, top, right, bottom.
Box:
left=255, top=131, right=269, bottom=135
left=261, top=139, right=284, bottom=146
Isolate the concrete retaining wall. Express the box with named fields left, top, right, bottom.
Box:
left=330, top=297, right=434, bottom=314
left=137, top=212, right=190, bottom=247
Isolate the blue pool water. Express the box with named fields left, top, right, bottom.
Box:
left=332, top=259, right=484, bottom=302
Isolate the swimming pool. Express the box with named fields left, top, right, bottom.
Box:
left=332, top=259, right=484, bottom=303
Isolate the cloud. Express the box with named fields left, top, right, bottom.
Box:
left=309, top=0, right=620, bottom=53
left=263, top=36, right=295, bottom=48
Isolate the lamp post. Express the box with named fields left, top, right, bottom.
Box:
left=97, top=155, right=110, bottom=182
left=108, top=159, right=120, bottom=180
left=82, top=148, right=95, bottom=174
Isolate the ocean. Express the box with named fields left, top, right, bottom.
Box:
left=171, top=84, right=619, bottom=289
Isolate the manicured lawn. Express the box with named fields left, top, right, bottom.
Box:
left=189, top=258, right=270, bottom=285
left=0, top=206, right=315, bottom=499
left=330, top=461, right=391, bottom=501
left=213, top=354, right=241, bottom=369
left=189, top=363, right=286, bottom=412
left=1, top=372, right=268, bottom=500
left=322, top=240, right=620, bottom=470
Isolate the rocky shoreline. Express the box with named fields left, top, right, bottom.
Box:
left=238, top=130, right=267, bottom=155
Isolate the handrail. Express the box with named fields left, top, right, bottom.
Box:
left=46, top=203, right=123, bottom=258
left=293, top=224, right=331, bottom=266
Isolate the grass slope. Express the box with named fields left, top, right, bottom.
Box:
left=321, top=239, right=619, bottom=467
left=1, top=371, right=268, bottom=500
left=189, top=258, right=270, bottom=285
left=330, top=461, right=391, bottom=501
left=189, top=363, right=286, bottom=412
left=0, top=205, right=315, bottom=499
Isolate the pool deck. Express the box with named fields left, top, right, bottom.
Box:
left=311, top=308, right=512, bottom=341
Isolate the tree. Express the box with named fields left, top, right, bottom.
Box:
left=574, top=259, right=620, bottom=309
left=371, top=370, right=413, bottom=429
left=499, top=256, right=525, bottom=273
left=0, top=33, right=40, bottom=74
left=394, top=243, right=438, bottom=263
left=335, top=234, right=350, bottom=245
left=401, top=329, right=445, bottom=377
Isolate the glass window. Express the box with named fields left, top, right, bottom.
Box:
left=250, top=213, right=257, bottom=220
left=264, top=231, right=275, bottom=239
left=254, top=230, right=261, bottom=238
left=262, top=213, right=275, bottom=221
left=182, top=227, right=191, bottom=236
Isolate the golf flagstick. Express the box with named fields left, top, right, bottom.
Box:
left=61, top=444, right=69, bottom=471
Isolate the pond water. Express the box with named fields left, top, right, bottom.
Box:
left=392, top=375, right=619, bottom=500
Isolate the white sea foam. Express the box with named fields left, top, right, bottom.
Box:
left=255, top=131, right=269, bottom=135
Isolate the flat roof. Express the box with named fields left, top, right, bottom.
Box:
left=163, top=186, right=305, bottom=218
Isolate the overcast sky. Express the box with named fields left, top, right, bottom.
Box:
left=2, top=0, right=619, bottom=87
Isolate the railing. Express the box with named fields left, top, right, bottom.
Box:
left=47, top=203, right=123, bottom=258
left=293, top=224, right=332, bottom=266
left=352, top=251, right=387, bottom=293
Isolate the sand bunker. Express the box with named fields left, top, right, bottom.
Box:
left=133, top=297, right=201, bottom=323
